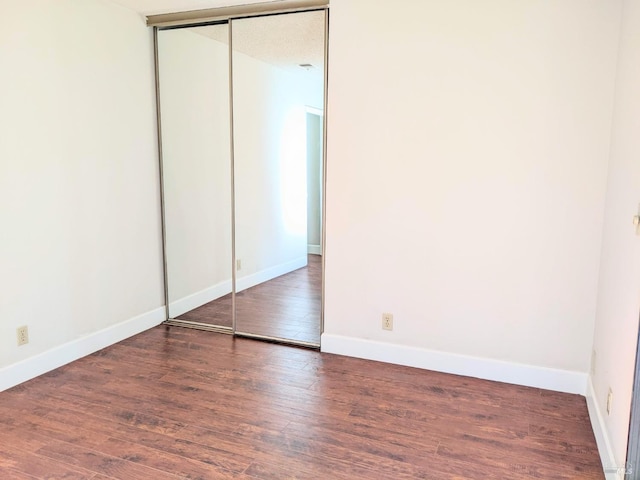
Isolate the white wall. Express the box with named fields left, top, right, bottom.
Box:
left=324, top=0, right=621, bottom=383
left=157, top=26, right=233, bottom=316
left=590, top=0, right=640, bottom=472
left=0, top=0, right=163, bottom=386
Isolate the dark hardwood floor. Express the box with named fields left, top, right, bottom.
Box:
left=0, top=326, right=603, bottom=479
left=177, top=255, right=321, bottom=345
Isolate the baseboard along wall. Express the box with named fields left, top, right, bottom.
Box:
left=0, top=307, right=166, bottom=392
left=169, top=280, right=232, bottom=318
left=586, top=378, right=626, bottom=480
left=236, top=256, right=307, bottom=292
left=307, top=244, right=322, bottom=255
left=321, top=333, right=588, bottom=394
left=169, top=256, right=309, bottom=317
left=321, top=333, right=625, bottom=479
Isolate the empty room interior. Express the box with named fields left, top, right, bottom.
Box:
left=1, top=0, right=640, bottom=479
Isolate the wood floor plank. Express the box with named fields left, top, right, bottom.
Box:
left=44, top=406, right=254, bottom=475
left=0, top=469, right=38, bottom=480
left=0, top=325, right=604, bottom=479
left=94, top=436, right=241, bottom=479
left=436, top=438, right=602, bottom=480
left=0, top=416, right=109, bottom=454
left=0, top=440, right=95, bottom=480
left=35, top=441, right=184, bottom=480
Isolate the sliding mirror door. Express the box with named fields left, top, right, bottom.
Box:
left=157, top=24, right=233, bottom=330
left=232, top=10, right=325, bottom=345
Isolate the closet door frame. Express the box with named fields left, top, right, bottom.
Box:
left=152, top=2, right=329, bottom=346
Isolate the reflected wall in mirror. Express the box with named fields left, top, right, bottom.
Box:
left=157, top=24, right=233, bottom=329
left=232, top=10, right=325, bottom=345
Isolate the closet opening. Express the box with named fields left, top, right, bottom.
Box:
left=153, top=2, right=328, bottom=349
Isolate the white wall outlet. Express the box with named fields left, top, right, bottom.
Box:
left=16, top=326, right=29, bottom=346
left=382, top=313, right=393, bottom=331
left=236, top=259, right=242, bottom=270
left=606, top=388, right=613, bottom=415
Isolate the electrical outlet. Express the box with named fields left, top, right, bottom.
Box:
left=236, top=259, right=242, bottom=270
left=16, top=326, right=29, bottom=346
left=382, top=313, right=393, bottom=331
left=606, top=388, right=613, bottom=415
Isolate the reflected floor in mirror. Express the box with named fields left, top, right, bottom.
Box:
left=177, top=255, right=321, bottom=345
left=236, top=254, right=321, bottom=345
left=176, top=292, right=233, bottom=327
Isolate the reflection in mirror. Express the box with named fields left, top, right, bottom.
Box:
left=157, top=24, right=233, bottom=329
left=232, top=10, right=325, bottom=345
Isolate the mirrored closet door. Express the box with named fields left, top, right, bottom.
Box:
left=155, top=6, right=326, bottom=347
left=232, top=10, right=325, bottom=345
left=157, top=23, right=233, bottom=331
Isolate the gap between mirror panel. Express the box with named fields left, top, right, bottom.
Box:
left=157, top=22, right=234, bottom=333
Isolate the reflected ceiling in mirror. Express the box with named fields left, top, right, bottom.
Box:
left=199, top=11, right=324, bottom=80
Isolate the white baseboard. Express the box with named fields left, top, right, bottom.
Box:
left=586, top=378, right=626, bottom=480
left=320, top=334, right=588, bottom=394
left=321, top=334, right=619, bottom=479
left=236, top=256, right=307, bottom=292
left=307, top=244, right=322, bottom=255
left=0, top=307, right=165, bottom=392
left=169, top=280, right=232, bottom=317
